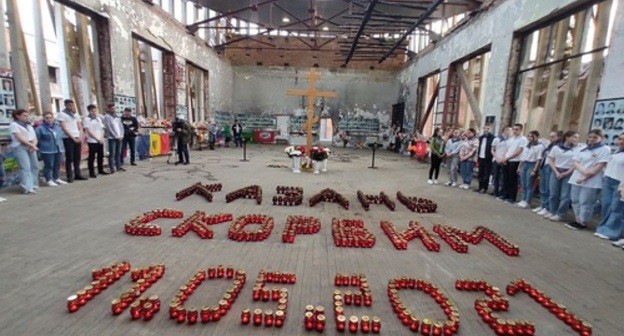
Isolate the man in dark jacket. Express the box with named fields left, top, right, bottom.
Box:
left=172, top=115, right=191, bottom=165
left=120, top=108, right=139, bottom=168
left=475, top=124, right=495, bottom=193
left=232, top=119, right=243, bottom=147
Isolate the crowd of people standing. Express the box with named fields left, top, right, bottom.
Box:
left=2, top=100, right=140, bottom=196
left=427, top=123, right=624, bottom=249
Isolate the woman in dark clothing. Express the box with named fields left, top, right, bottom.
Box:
left=428, top=128, right=446, bottom=184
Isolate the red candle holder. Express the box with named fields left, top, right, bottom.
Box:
left=67, top=295, right=79, bottom=313
left=305, top=312, right=315, bottom=331
left=315, top=314, right=326, bottom=332
left=111, top=299, right=123, bottom=315
left=348, top=316, right=359, bottom=333
left=201, top=306, right=212, bottom=323
left=275, top=310, right=285, bottom=328
left=241, top=308, right=251, bottom=324
left=361, top=315, right=371, bottom=333
left=371, top=316, right=381, bottom=334
left=253, top=309, right=263, bottom=326
left=337, top=315, right=347, bottom=332
left=130, top=302, right=142, bottom=320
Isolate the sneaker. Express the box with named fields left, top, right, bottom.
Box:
left=433, top=180, right=438, bottom=185
left=427, top=179, right=434, bottom=185
left=33, top=185, right=40, bottom=189
left=451, top=183, right=458, bottom=187
left=517, top=202, right=529, bottom=209
left=24, top=189, right=37, bottom=194
left=536, top=209, right=550, bottom=216
left=549, top=215, right=563, bottom=222
left=445, top=182, right=452, bottom=186
left=612, top=239, right=624, bottom=247
left=0, top=196, right=7, bottom=203
left=532, top=207, right=543, bottom=213
left=47, top=181, right=58, bottom=187
left=514, top=201, right=524, bottom=207
left=593, top=232, right=610, bottom=240
left=55, top=179, right=68, bottom=185
left=565, top=222, right=587, bottom=230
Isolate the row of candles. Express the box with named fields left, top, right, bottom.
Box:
left=282, top=215, right=321, bottom=243
left=273, top=186, right=304, bottom=206
left=175, top=182, right=222, bottom=202
left=124, top=208, right=184, bottom=236
left=169, top=266, right=247, bottom=324
left=171, top=211, right=232, bottom=239
left=225, top=185, right=263, bottom=205
left=357, top=191, right=396, bottom=211
left=380, top=220, right=441, bottom=251
left=396, top=192, right=439, bottom=213
left=309, top=188, right=350, bottom=210
left=67, top=261, right=131, bottom=313
left=388, top=277, right=460, bottom=335
left=432, top=225, right=520, bottom=256
left=68, top=264, right=592, bottom=334
left=332, top=218, right=376, bottom=248
left=243, top=269, right=295, bottom=327
left=227, top=214, right=274, bottom=242
left=110, top=264, right=166, bottom=317
left=507, top=279, right=592, bottom=335
left=455, top=279, right=534, bottom=336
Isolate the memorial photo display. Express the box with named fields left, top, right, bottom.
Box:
left=591, top=97, right=624, bottom=148
left=0, top=77, right=16, bottom=124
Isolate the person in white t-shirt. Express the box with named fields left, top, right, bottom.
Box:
left=595, top=133, right=624, bottom=246
left=83, top=104, right=108, bottom=179
left=544, top=131, right=580, bottom=221
left=533, top=131, right=563, bottom=216
left=516, top=130, right=544, bottom=208
left=9, top=109, right=39, bottom=194
left=498, top=123, right=528, bottom=203
left=565, top=129, right=611, bottom=230
left=57, top=99, right=87, bottom=182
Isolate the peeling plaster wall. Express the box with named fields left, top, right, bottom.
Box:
left=61, top=0, right=234, bottom=113
left=398, top=0, right=600, bottom=128
left=233, top=66, right=401, bottom=127
left=599, top=2, right=624, bottom=100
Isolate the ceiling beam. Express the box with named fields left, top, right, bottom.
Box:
left=274, top=3, right=313, bottom=29
left=186, top=0, right=277, bottom=33
left=345, top=0, right=379, bottom=65
left=379, top=0, right=444, bottom=63
left=377, top=1, right=428, bottom=11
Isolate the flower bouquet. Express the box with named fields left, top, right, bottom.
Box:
left=310, top=146, right=331, bottom=174
left=284, top=146, right=306, bottom=173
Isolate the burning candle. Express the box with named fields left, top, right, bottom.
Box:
left=143, top=303, right=154, bottom=321
left=421, top=318, right=432, bottom=335
left=130, top=302, right=142, bottom=320
left=316, top=314, right=326, bottom=332
left=176, top=307, right=186, bottom=323
left=275, top=310, right=285, bottom=328
left=349, top=316, right=359, bottom=333
left=337, top=315, right=347, bottom=332
left=253, top=309, right=263, bottom=326
left=264, top=309, right=274, bottom=327
left=211, top=306, right=221, bottom=321
left=187, top=307, right=198, bottom=324
left=361, top=315, right=371, bottom=333
left=67, top=295, right=79, bottom=313
left=111, top=299, right=123, bottom=315
left=305, top=312, right=315, bottom=330
left=371, top=316, right=381, bottom=334
left=201, top=306, right=212, bottom=323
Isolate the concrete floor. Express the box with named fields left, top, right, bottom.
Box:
left=0, top=145, right=622, bottom=336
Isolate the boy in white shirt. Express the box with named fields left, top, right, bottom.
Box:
left=498, top=123, right=528, bottom=203
left=83, top=105, right=108, bottom=178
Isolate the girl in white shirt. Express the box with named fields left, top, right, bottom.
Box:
left=545, top=131, right=580, bottom=221
left=565, top=129, right=611, bottom=230
left=516, top=130, right=544, bottom=208
left=9, top=109, right=39, bottom=194
left=595, top=133, right=624, bottom=244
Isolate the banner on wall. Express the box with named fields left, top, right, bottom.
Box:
left=0, top=77, right=16, bottom=124
left=149, top=134, right=161, bottom=157
left=591, top=97, right=624, bottom=149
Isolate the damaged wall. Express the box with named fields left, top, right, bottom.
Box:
left=232, top=66, right=401, bottom=127
left=598, top=1, right=624, bottom=101
left=60, top=0, right=234, bottom=113
left=398, top=0, right=602, bottom=130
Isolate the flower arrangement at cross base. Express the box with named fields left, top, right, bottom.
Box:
left=284, top=146, right=306, bottom=174
left=309, top=146, right=331, bottom=174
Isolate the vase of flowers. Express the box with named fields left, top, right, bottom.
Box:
left=284, top=146, right=306, bottom=173
left=310, top=146, right=329, bottom=174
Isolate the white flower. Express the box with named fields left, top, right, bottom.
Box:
left=284, top=146, right=294, bottom=153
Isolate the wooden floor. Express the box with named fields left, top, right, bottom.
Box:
left=0, top=145, right=622, bottom=336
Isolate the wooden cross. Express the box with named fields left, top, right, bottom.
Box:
left=287, top=68, right=337, bottom=153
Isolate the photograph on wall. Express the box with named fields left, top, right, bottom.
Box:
left=114, top=94, right=137, bottom=116
left=591, top=97, right=624, bottom=148
left=0, top=77, right=16, bottom=124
